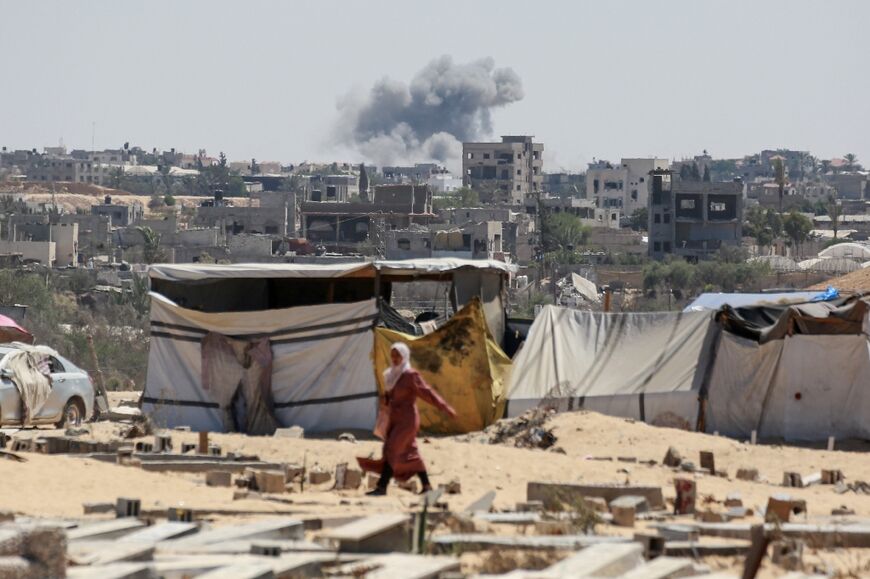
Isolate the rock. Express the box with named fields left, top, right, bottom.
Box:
left=680, top=461, right=696, bottom=472
left=832, top=506, right=855, bottom=516
left=663, top=446, right=683, bottom=468
left=442, top=480, right=462, bottom=495
left=338, top=433, right=356, bottom=443
left=65, top=427, right=89, bottom=437
left=274, top=426, right=305, bottom=439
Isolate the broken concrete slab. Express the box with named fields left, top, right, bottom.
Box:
left=66, top=562, right=154, bottom=579
left=473, top=512, right=541, bottom=525
left=68, top=519, right=147, bottom=542
left=664, top=540, right=751, bottom=557
left=194, top=561, right=275, bottom=579
left=68, top=541, right=156, bottom=566
left=319, top=514, right=411, bottom=553
left=158, top=539, right=329, bottom=556
left=527, top=482, right=664, bottom=510
left=545, top=542, right=644, bottom=576
left=463, top=490, right=496, bottom=514
left=670, top=521, right=870, bottom=549
left=429, top=533, right=630, bottom=553
left=610, top=495, right=649, bottom=514
left=138, top=460, right=284, bottom=474
left=344, top=553, right=461, bottom=579
left=83, top=502, right=114, bottom=515
left=171, top=519, right=304, bottom=546
left=618, top=555, right=696, bottom=579
left=118, top=522, right=199, bottom=543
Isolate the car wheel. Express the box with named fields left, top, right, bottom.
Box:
left=57, top=398, right=84, bottom=428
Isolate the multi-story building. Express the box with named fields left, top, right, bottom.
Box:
left=385, top=221, right=503, bottom=261
left=462, top=136, right=543, bottom=204
left=91, top=199, right=144, bottom=226
left=648, top=171, right=743, bottom=261
left=586, top=158, right=668, bottom=215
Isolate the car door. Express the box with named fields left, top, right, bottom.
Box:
left=35, top=356, right=73, bottom=422
left=0, top=374, right=23, bottom=424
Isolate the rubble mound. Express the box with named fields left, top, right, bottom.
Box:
left=468, top=407, right=558, bottom=450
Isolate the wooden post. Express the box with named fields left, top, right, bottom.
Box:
left=86, top=334, right=110, bottom=416
left=741, top=524, right=769, bottom=579
left=603, top=286, right=612, bottom=312
left=198, top=431, right=209, bottom=455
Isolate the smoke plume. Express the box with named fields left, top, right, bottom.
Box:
left=336, top=56, right=524, bottom=167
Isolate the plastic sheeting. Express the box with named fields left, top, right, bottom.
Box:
left=373, top=298, right=511, bottom=434
left=0, top=346, right=52, bottom=425
left=507, top=306, right=716, bottom=428
left=142, top=293, right=379, bottom=433
left=706, top=333, right=870, bottom=441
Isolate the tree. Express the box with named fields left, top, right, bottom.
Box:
left=820, top=159, right=832, bottom=175
left=136, top=226, right=165, bottom=264
left=227, top=176, right=247, bottom=197
left=690, top=163, right=701, bottom=181
left=163, top=193, right=176, bottom=207
left=783, top=211, right=812, bottom=256
left=827, top=194, right=841, bottom=239
left=250, top=158, right=260, bottom=174
left=702, top=165, right=711, bottom=182
left=459, top=187, right=480, bottom=207
left=629, top=208, right=648, bottom=231
left=844, top=153, right=860, bottom=172
left=544, top=212, right=590, bottom=252
left=772, top=157, right=787, bottom=213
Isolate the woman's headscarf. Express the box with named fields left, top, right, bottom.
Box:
left=383, top=342, right=411, bottom=391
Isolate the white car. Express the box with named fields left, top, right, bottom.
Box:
left=0, top=344, right=95, bottom=427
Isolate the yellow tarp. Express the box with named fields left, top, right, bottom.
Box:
left=374, top=297, right=512, bottom=434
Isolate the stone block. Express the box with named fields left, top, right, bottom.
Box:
left=736, top=468, right=759, bottom=481
left=663, top=447, right=682, bottom=468
left=253, top=470, right=287, bottom=494
left=766, top=495, right=807, bottom=523
left=205, top=471, right=232, bottom=487
left=308, top=469, right=331, bottom=486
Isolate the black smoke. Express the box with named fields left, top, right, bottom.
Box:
left=335, top=56, right=524, bottom=167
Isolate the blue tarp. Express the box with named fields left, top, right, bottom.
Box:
left=683, top=292, right=825, bottom=312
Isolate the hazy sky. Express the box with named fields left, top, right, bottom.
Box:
left=1, top=0, right=868, bottom=172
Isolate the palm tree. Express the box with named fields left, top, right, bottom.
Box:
left=820, top=159, right=832, bottom=175
left=844, top=153, right=859, bottom=172
left=136, top=226, right=165, bottom=264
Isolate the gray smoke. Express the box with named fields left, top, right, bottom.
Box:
left=336, top=56, right=524, bottom=167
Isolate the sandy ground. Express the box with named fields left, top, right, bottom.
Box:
left=2, top=395, right=870, bottom=576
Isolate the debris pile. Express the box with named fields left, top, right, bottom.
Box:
left=471, top=408, right=558, bottom=450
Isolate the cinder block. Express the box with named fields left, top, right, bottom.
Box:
left=254, top=470, right=287, bottom=494
left=309, top=469, right=331, bottom=486
left=116, top=497, right=141, bottom=518
left=766, top=495, right=806, bottom=523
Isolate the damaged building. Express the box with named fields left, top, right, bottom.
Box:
left=648, top=171, right=743, bottom=260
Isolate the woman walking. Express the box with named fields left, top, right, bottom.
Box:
left=358, top=342, right=456, bottom=496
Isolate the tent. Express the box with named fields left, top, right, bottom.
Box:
left=507, top=307, right=717, bottom=430
left=142, top=293, right=379, bottom=433
left=508, top=297, right=870, bottom=442
left=373, top=298, right=511, bottom=434
left=143, top=259, right=514, bottom=434
left=0, top=315, right=33, bottom=344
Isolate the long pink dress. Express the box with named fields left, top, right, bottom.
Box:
left=357, top=369, right=455, bottom=481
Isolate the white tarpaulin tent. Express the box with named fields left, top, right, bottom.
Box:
left=509, top=300, right=870, bottom=442
left=142, top=293, right=378, bottom=433
left=507, top=306, right=716, bottom=429
left=705, top=332, right=870, bottom=441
